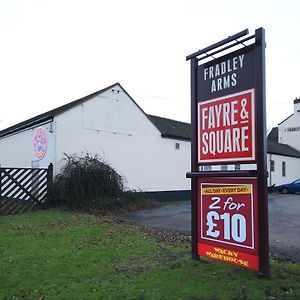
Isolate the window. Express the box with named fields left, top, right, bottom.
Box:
left=270, top=160, right=275, bottom=172
left=282, top=161, right=286, bottom=177
left=203, top=165, right=212, bottom=171
left=221, top=165, right=228, bottom=171
left=175, top=142, right=180, bottom=150
left=287, top=126, right=300, bottom=132
left=31, top=160, right=39, bottom=168
left=235, top=164, right=241, bottom=171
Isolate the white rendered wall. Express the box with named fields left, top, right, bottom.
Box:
left=53, top=85, right=191, bottom=192
left=0, top=122, right=55, bottom=169
left=278, top=102, right=300, bottom=151
left=267, top=153, right=300, bottom=186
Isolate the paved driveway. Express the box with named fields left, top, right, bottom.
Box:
left=268, top=194, right=300, bottom=249
left=122, top=193, right=300, bottom=259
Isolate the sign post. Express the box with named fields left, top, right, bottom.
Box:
left=186, top=28, right=269, bottom=276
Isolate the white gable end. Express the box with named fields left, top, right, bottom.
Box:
left=0, top=83, right=191, bottom=193
left=278, top=99, right=300, bottom=151
left=81, top=85, right=160, bottom=137
left=53, top=84, right=190, bottom=191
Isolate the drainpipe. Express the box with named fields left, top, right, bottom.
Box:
left=269, top=154, right=272, bottom=187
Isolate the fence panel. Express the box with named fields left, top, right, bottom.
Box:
left=0, top=164, right=53, bottom=215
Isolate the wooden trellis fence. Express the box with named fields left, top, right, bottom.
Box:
left=0, top=164, right=53, bottom=215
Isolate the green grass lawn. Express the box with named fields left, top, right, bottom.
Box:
left=0, top=210, right=299, bottom=300
left=161, top=200, right=190, bottom=206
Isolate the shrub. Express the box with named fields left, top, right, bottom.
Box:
left=52, top=153, right=157, bottom=211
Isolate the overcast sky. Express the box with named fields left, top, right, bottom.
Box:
left=0, top=0, right=299, bottom=131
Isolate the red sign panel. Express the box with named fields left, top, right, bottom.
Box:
left=198, top=89, right=255, bottom=164
left=198, top=177, right=258, bottom=271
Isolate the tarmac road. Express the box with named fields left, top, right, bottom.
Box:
left=122, top=193, right=300, bottom=260
left=268, top=193, right=300, bottom=258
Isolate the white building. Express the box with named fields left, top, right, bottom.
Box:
left=1, top=82, right=299, bottom=195
left=0, top=83, right=191, bottom=200
left=267, top=98, right=300, bottom=186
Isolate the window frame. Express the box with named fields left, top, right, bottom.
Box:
left=282, top=161, right=286, bottom=177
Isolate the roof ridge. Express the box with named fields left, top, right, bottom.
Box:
left=278, top=113, right=293, bottom=125
left=0, top=82, right=120, bottom=138
left=147, top=114, right=190, bottom=125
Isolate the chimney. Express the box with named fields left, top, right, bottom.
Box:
left=294, top=97, right=300, bottom=114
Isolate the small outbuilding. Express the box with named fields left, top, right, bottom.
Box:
left=267, top=98, right=300, bottom=186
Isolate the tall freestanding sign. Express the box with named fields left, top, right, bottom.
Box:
left=186, top=28, right=269, bottom=276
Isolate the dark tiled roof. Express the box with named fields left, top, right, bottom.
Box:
left=147, top=115, right=191, bottom=141
left=267, top=140, right=300, bottom=158
left=267, top=127, right=278, bottom=142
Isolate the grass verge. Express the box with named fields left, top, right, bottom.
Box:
left=161, top=200, right=190, bottom=206
left=0, top=210, right=299, bottom=299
